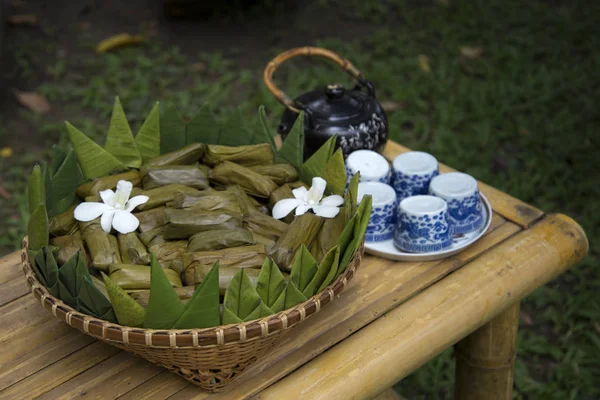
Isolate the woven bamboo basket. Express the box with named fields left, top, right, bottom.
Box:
left=21, top=236, right=364, bottom=391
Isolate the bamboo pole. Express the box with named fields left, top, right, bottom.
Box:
left=257, top=214, right=588, bottom=400
left=455, top=302, right=520, bottom=400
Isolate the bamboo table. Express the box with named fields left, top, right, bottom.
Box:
left=0, top=141, right=588, bottom=400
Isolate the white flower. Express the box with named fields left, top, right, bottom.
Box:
left=74, top=180, right=149, bottom=234
left=272, top=177, right=344, bottom=219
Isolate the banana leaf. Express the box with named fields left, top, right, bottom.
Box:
left=257, top=105, right=278, bottom=154
left=129, top=286, right=195, bottom=307
left=118, top=232, right=150, bottom=265
left=188, top=228, right=254, bottom=252
left=271, top=280, right=307, bottom=312
left=243, top=212, right=289, bottom=241
left=222, top=269, right=272, bottom=324
left=33, top=246, right=59, bottom=297
left=345, top=172, right=360, bottom=223
left=159, top=105, right=186, bottom=155
left=138, top=226, right=165, bottom=246
left=321, top=148, right=346, bottom=196
left=147, top=239, right=188, bottom=266
left=135, top=102, right=161, bottom=163
left=300, top=136, right=336, bottom=184
left=169, top=188, right=216, bottom=208
left=313, top=245, right=341, bottom=296
left=50, top=233, right=88, bottom=266
left=164, top=209, right=243, bottom=240
left=209, top=161, right=278, bottom=198
left=143, top=255, right=186, bottom=329
left=269, top=213, right=324, bottom=271
left=104, top=96, right=142, bottom=168
left=91, top=275, right=109, bottom=299
left=140, top=165, right=209, bottom=190
left=337, top=195, right=372, bottom=277
left=202, top=143, right=274, bottom=167
left=28, top=164, right=45, bottom=212
left=147, top=142, right=205, bottom=167
left=309, top=208, right=345, bottom=261
left=49, top=205, right=79, bottom=237
left=183, top=244, right=266, bottom=283
left=186, top=103, right=219, bottom=145
left=136, top=184, right=200, bottom=211
left=103, top=272, right=145, bottom=327
left=171, top=191, right=242, bottom=215
left=218, top=108, right=253, bottom=146
left=290, top=245, right=318, bottom=294
left=76, top=170, right=141, bottom=198
left=276, top=112, right=304, bottom=168
left=80, top=219, right=121, bottom=271
left=172, top=262, right=220, bottom=329
left=47, top=148, right=84, bottom=217
left=28, top=204, right=49, bottom=251
left=109, top=263, right=182, bottom=290
left=249, top=163, right=298, bottom=185
left=251, top=232, right=276, bottom=253
left=192, top=263, right=262, bottom=296
left=225, top=185, right=257, bottom=216
left=134, top=206, right=167, bottom=232
left=256, top=257, right=287, bottom=312
left=288, top=181, right=310, bottom=190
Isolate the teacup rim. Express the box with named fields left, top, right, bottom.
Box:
left=357, top=181, right=396, bottom=206
left=429, top=172, right=478, bottom=198
left=347, top=150, right=390, bottom=179
left=400, top=195, right=447, bottom=215
left=392, top=151, right=438, bottom=175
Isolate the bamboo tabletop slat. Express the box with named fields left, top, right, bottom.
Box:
left=0, top=141, right=587, bottom=400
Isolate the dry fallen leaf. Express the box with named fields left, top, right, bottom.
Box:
left=96, top=33, right=144, bottom=54
left=7, top=14, right=38, bottom=25
left=460, top=46, right=484, bottom=60
left=0, top=147, right=13, bottom=158
left=418, top=55, right=431, bottom=73
left=381, top=101, right=402, bottom=113
left=520, top=310, right=534, bottom=326
left=0, top=184, right=10, bottom=200
left=14, top=90, right=50, bottom=114
left=192, top=62, right=206, bottom=72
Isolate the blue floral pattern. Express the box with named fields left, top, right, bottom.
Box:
left=365, top=200, right=397, bottom=242
left=393, top=208, right=452, bottom=252
left=392, top=169, right=439, bottom=201
left=444, top=192, right=484, bottom=234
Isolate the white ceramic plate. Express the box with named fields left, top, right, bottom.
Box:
left=364, top=194, right=492, bottom=262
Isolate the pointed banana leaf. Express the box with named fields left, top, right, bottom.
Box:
left=58, top=250, right=81, bottom=306
left=256, top=257, right=286, bottom=312
left=48, top=149, right=84, bottom=217
left=322, top=148, right=346, bottom=196
left=28, top=165, right=45, bottom=214
left=337, top=214, right=358, bottom=259
left=34, top=246, right=59, bottom=297
left=271, top=280, right=308, bottom=311
left=135, top=102, right=161, bottom=163
left=345, top=172, right=360, bottom=223
left=219, top=108, right=251, bottom=146
left=300, top=135, right=336, bottom=184
left=103, top=272, right=145, bottom=327
left=28, top=249, right=48, bottom=287
left=244, top=302, right=274, bottom=321
left=304, top=245, right=340, bottom=297
left=42, top=162, right=52, bottom=211
left=222, top=269, right=263, bottom=324
left=65, top=121, right=125, bottom=179
left=104, top=97, right=142, bottom=168
left=50, top=147, right=68, bottom=176
left=28, top=204, right=48, bottom=251
left=256, top=105, right=278, bottom=152
left=143, top=255, right=185, bottom=329
left=186, top=103, right=219, bottom=145
left=172, top=261, right=220, bottom=329
left=276, top=112, right=304, bottom=168
left=290, top=245, right=318, bottom=293
left=160, top=105, right=186, bottom=154
left=76, top=259, right=117, bottom=323
left=338, top=195, right=372, bottom=277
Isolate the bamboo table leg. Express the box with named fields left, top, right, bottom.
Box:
left=455, top=302, right=520, bottom=400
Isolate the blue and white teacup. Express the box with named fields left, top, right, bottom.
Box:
left=429, top=172, right=484, bottom=234
left=391, top=151, right=439, bottom=201
left=346, top=150, right=390, bottom=185
left=393, top=195, right=453, bottom=253
left=357, top=182, right=397, bottom=242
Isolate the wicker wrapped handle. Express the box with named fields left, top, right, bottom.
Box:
left=264, top=46, right=367, bottom=113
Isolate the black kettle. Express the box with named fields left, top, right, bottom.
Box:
left=264, top=47, right=388, bottom=159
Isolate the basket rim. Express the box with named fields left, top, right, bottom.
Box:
left=21, top=236, right=364, bottom=348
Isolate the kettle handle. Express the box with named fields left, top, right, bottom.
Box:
left=264, top=46, right=374, bottom=113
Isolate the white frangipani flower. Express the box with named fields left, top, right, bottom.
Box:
left=74, top=180, right=149, bottom=234
left=272, top=177, right=343, bottom=219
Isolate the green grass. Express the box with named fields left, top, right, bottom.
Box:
left=0, top=0, right=598, bottom=398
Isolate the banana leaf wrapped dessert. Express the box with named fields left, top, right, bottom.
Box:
left=134, top=206, right=167, bottom=232
left=171, top=191, right=243, bottom=215
left=129, top=286, right=196, bottom=307
left=50, top=232, right=88, bottom=266
left=188, top=228, right=254, bottom=252
left=309, top=209, right=346, bottom=261
left=80, top=219, right=121, bottom=271
left=140, top=165, right=209, bottom=190
left=249, top=164, right=298, bottom=185
left=118, top=232, right=150, bottom=265
left=202, top=143, right=273, bottom=167
left=269, top=213, right=324, bottom=271
left=136, top=184, right=200, bottom=211
left=163, top=209, right=243, bottom=239
left=108, top=263, right=182, bottom=290
left=243, top=212, right=289, bottom=241
left=192, top=264, right=262, bottom=295
left=76, top=171, right=141, bottom=198
left=251, top=232, right=276, bottom=253
left=144, top=143, right=205, bottom=167
left=210, top=161, right=278, bottom=198
left=49, top=205, right=79, bottom=237
left=168, top=188, right=218, bottom=208
left=138, top=226, right=164, bottom=246
left=147, top=239, right=188, bottom=269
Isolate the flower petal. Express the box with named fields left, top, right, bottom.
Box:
left=111, top=210, right=140, bottom=234
left=292, top=186, right=308, bottom=201
left=306, top=177, right=327, bottom=204
left=312, top=205, right=340, bottom=219
left=320, top=194, right=344, bottom=207
left=73, top=202, right=111, bottom=222
left=100, top=209, right=116, bottom=233
left=114, top=180, right=133, bottom=206
left=272, top=198, right=303, bottom=220
left=295, top=204, right=311, bottom=216
left=99, top=189, right=116, bottom=207
left=125, top=195, right=149, bottom=212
